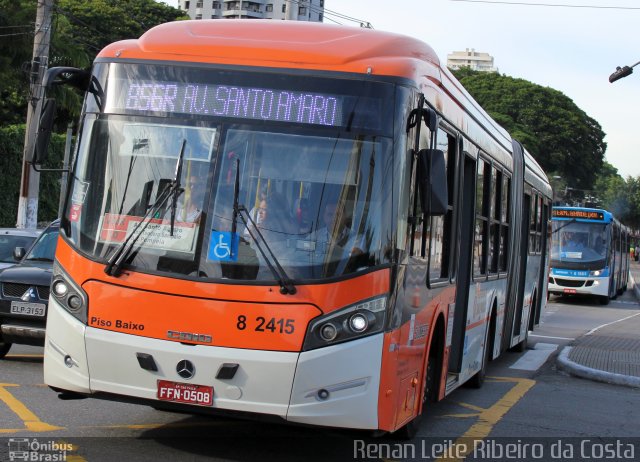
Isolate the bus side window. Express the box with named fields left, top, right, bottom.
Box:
left=473, top=156, right=490, bottom=277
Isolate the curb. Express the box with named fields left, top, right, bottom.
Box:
left=557, top=346, right=640, bottom=389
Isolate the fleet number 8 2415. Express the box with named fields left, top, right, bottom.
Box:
left=236, top=315, right=295, bottom=334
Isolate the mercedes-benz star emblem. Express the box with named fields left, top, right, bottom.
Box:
left=176, top=359, right=195, bottom=379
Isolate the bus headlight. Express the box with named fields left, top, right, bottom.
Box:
left=589, top=268, right=607, bottom=277
left=302, top=295, right=387, bottom=351
left=52, top=262, right=88, bottom=324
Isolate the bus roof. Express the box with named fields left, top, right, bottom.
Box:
left=96, top=19, right=551, bottom=196
left=98, top=20, right=440, bottom=79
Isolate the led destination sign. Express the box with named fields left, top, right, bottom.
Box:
left=552, top=209, right=605, bottom=221
left=119, top=81, right=344, bottom=127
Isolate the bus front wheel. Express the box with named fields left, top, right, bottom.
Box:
left=0, top=341, right=12, bottom=359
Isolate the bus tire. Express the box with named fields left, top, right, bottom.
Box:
left=0, top=341, right=12, bottom=359
left=512, top=330, right=528, bottom=353
left=469, top=309, right=495, bottom=389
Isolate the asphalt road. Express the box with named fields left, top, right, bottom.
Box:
left=1, top=291, right=639, bottom=461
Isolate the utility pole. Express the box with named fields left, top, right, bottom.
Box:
left=17, top=0, right=55, bottom=229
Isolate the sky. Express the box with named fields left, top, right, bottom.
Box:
left=158, top=0, right=639, bottom=178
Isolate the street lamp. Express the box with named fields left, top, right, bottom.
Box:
left=609, top=60, right=640, bottom=83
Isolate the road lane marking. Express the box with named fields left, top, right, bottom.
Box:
left=57, top=440, right=88, bottom=462
left=0, top=383, right=63, bottom=433
left=529, top=334, right=574, bottom=340
left=585, top=312, right=640, bottom=336
left=509, top=343, right=558, bottom=371
left=5, top=354, right=44, bottom=359
left=437, top=377, right=535, bottom=461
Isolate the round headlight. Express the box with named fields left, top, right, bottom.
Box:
left=67, top=295, right=82, bottom=311
left=319, top=323, right=338, bottom=341
left=349, top=313, right=368, bottom=333
left=52, top=280, right=68, bottom=297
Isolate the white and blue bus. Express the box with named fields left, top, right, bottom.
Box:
left=549, top=207, right=630, bottom=304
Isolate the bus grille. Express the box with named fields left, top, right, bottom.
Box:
left=554, top=278, right=585, bottom=288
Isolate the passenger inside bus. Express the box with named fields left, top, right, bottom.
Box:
left=177, top=175, right=205, bottom=223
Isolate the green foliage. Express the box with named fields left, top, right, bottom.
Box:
left=451, top=68, right=606, bottom=190
left=0, top=0, right=187, bottom=128
left=0, top=125, right=65, bottom=227
left=0, top=0, right=37, bottom=125
left=0, top=0, right=187, bottom=225
left=54, top=0, right=188, bottom=66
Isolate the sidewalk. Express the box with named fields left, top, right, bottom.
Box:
left=555, top=261, right=640, bottom=388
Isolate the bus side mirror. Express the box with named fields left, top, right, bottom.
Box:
left=30, top=98, right=56, bottom=165
left=418, top=148, right=448, bottom=216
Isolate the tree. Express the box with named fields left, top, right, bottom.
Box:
left=54, top=0, right=188, bottom=66
left=0, top=0, right=187, bottom=128
left=0, top=0, right=39, bottom=125
left=451, top=68, right=607, bottom=190
left=0, top=125, right=65, bottom=226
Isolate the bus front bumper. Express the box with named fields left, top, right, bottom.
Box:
left=44, top=298, right=383, bottom=430
left=548, top=276, right=608, bottom=297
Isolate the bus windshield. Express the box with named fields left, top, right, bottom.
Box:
left=63, top=63, right=395, bottom=282
left=550, top=221, right=609, bottom=266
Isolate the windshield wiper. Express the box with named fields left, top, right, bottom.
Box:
left=169, top=139, right=187, bottom=236
left=230, top=159, right=296, bottom=295
left=552, top=218, right=577, bottom=234
left=104, top=140, right=186, bottom=277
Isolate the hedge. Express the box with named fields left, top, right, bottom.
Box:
left=0, top=124, right=67, bottom=227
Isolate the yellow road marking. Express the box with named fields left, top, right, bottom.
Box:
left=5, top=354, right=44, bottom=358
left=56, top=440, right=88, bottom=462
left=458, top=402, right=485, bottom=412
left=436, top=376, right=535, bottom=461
left=0, top=383, right=63, bottom=433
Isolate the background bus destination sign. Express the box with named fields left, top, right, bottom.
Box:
left=118, top=81, right=345, bottom=127
left=552, top=209, right=605, bottom=220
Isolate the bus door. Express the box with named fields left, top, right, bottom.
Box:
left=533, top=202, right=549, bottom=326
left=512, top=193, right=531, bottom=337
left=448, top=153, right=476, bottom=375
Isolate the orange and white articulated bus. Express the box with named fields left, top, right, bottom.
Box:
left=34, top=20, right=552, bottom=437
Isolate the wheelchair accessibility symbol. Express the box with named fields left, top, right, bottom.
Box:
left=208, top=231, right=239, bottom=262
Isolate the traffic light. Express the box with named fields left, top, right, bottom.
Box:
left=609, top=65, right=633, bottom=83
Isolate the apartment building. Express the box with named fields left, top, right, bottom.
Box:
left=179, top=0, right=325, bottom=21
left=447, top=48, right=498, bottom=73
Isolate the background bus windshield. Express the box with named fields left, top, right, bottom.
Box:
left=551, top=221, right=609, bottom=266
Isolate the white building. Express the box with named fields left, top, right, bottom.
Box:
left=179, top=0, right=325, bottom=21
left=447, top=48, right=498, bottom=73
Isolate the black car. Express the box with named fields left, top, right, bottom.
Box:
left=0, top=220, right=59, bottom=358
left=0, top=228, right=41, bottom=271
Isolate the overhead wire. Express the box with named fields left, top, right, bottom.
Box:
left=285, top=0, right=373, bottom=27
left=450, top=0, right=640, bottom=9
